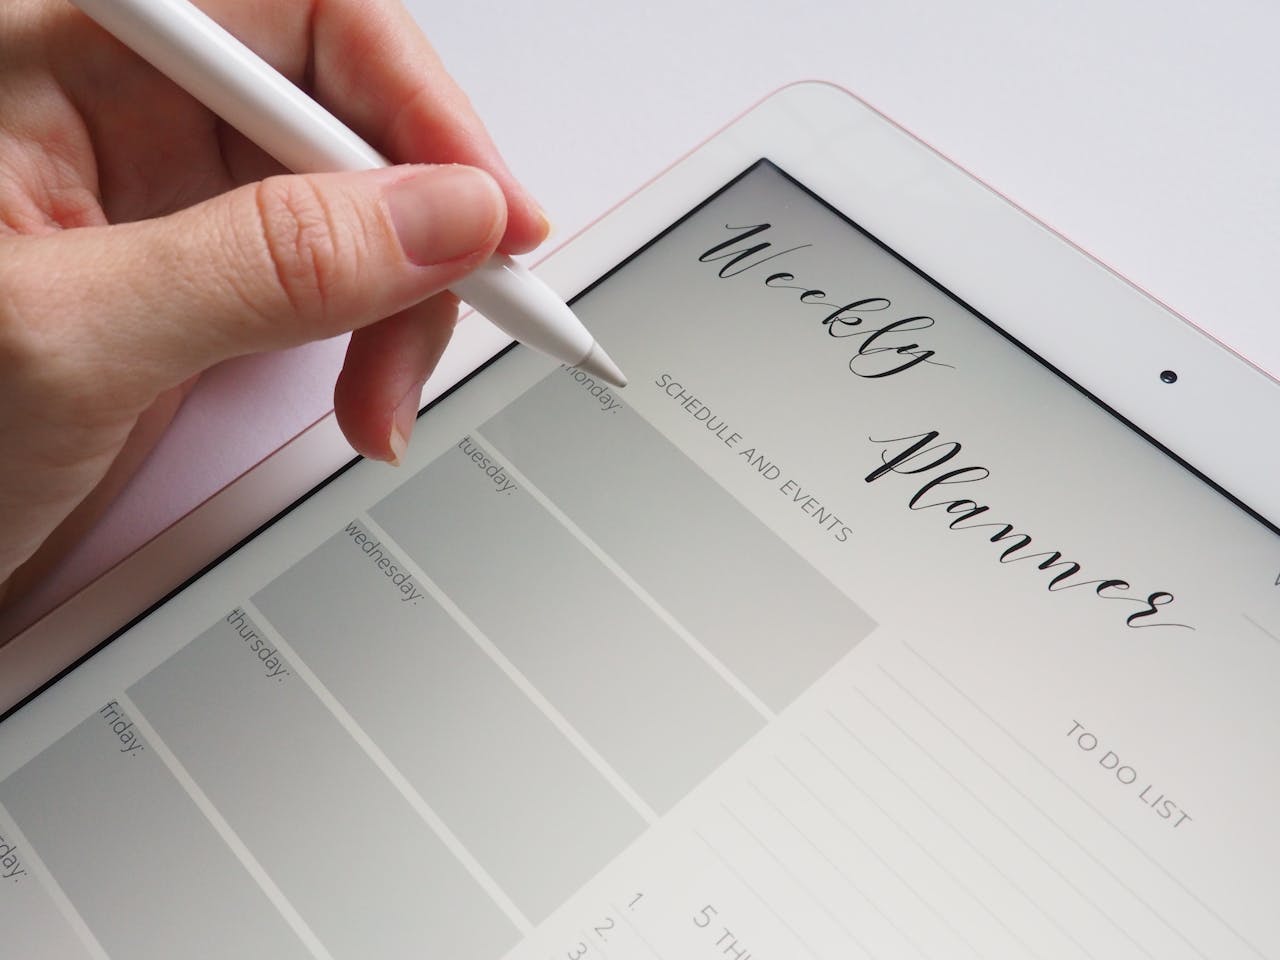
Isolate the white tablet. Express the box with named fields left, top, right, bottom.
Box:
left=2, top=82, right=1278, bottom=959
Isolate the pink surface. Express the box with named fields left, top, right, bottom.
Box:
left=5, top=0, right=1279, bottom=640
left=0, top=337, right=349, bottom=641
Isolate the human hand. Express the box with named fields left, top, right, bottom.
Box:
left=0, top=0, right=549, bottom=609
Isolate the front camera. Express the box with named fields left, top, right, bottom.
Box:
left=1159, top=370, right=1178, bottom=384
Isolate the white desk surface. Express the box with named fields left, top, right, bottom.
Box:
left=7, top=0, right=1278, bottom=636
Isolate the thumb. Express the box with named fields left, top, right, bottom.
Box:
left=5, top=164, right=505, bottom=406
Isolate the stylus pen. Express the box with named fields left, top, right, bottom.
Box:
left=69, top=0, right=628, bottom=388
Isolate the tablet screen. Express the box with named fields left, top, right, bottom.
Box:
left=2, top=160, right=1277, bottom=959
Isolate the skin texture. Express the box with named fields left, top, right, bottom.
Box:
left=0, top=0, right=549, bottom=613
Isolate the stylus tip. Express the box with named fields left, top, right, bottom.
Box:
left=578, top=342, right=628, bottom=388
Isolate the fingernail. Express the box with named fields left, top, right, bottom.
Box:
left=388, top=381, right=425, bottom=466
left=388, top=424, right=408, bottom=467
left=386, top=166, right=503, bottom=266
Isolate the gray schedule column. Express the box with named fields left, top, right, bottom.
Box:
left=253, top=520, right=644, bottom=921
left=371, top=439, right=764, bottom=814
left=0, top=811, right=103, bottom=960
left=0, top=863, right=92, bottom=960
left=0, top=706, right=310, bottom=960
left=481, top=369, right=876, bottom=710
left=129, top=611, right=517, bottom=960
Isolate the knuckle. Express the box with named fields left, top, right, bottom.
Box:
left=0, top=254, right=125, bottom=433
left=252, top=176, right=359, bottom=318
left=0, top=310, right=33, bottom=411
left=0, top=258, right=52, bottom=386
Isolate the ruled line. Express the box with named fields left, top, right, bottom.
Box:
left=745, top=779, right=934, bottom=959
left=774, top=756, right=988, bottom=959
left=1242, top=612, right=1280, bottom=645
left=609, top=901, right=668, bottom=960
left=899, top=638, right=1268, bottom=960
left=794, top=736, right=1046, bottom=960
left=824, top=710, right=1096, bottom=959
left=693, top=829, right=825, bottom=960
left=719, top=804, right=880, bottom=959
left=849, top=685, right=1156, bottom=959
left=878, top=664, right=1209, bottom=960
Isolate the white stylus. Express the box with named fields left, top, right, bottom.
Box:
left=68, top=0, right=628, bottom=388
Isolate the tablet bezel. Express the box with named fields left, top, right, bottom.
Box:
left=4, top=79, right=1277, bottom=714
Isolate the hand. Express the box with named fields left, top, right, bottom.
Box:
left=0, top=0, right=549, bottom=610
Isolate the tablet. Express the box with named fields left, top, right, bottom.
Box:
left=2, top=82, right=1278, bottom=959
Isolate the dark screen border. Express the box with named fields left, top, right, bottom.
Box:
left=3, top=157, right=1275, bottom=724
